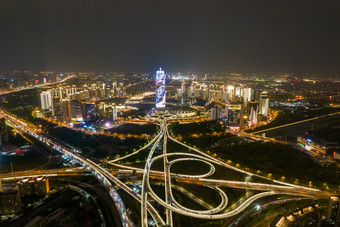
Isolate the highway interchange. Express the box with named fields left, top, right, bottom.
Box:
left=0, top=101, right=338, bottom=226
left=107, top=114, right=331, bottom=226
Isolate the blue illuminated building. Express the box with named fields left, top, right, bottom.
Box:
left=155, top=68, right=166, bottom=108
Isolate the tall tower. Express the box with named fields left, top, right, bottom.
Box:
left=112, top=105, right=117, bottom=121
left=40, top=91, right=52, bottom=110
left=155, top=68, right=166, bottom=108
left=259, top=91, right=269, bottom=116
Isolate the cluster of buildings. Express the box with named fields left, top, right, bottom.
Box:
left=271, top=197, right=340, bottom=227
left=40, top=82, right=127, bottom=123
left=176, top=81, right=269, bottom=129
left=0, top=71, right=73, bottom=91
left=0, top=177, right=49, bottom=215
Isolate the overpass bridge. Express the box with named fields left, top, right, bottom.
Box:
left=0, top=168, right=86, bottom=181
left=0, top=110, right=165, bottom=227
left=1, top=105, right=339, bottom=227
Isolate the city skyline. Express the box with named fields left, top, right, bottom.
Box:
left=0, top=1, right=339, bottom=226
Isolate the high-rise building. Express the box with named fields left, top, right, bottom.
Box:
left=71, top=85, right=77, bottom=94
left=227, top=103, right=244, bottom=129
left=112, top=82, right=117, bottom=96
left=216, top=90, right=222, bottom=100
left=49, top=89, right=58, bottom=98
left=70, top=101, right=83, bottom=122
left=247, top=101, right=259, bottom=126
left=0, top=185, right=21, bottom=214
left=227, top=85, right=235, bottom=100
left=327, top=196, right=340, bottom=226
left=181, top=82, right=185, bottom=97
left=209, top=90, right=215, bottom=100
left=224, top=105, right=229, bottom=119
left=62, top=99, right=71, bottom=122
left=243, top=88, right=252, bottom=103
left=40, top=91, right=51, bottom=110
left=222, top=91, right=228, bottom=101
left=65, top=86, right=72, bottom=96
left=177, top=88, right=182, bottom=98
left=112, top=105, right=118, bottom=121
left=210, top=107, right=217, bottom=120
left=155, top=68, right=166, bottom=108
left=58, top=87, right=64, bottom=101
left=98, top=102, right=106, bottom=118
left=235, top=87, right=241, bottom=96
left=82, top=103, right=96, bottom=122
left=83, top=90, right=89, bottom=99
left=217, top=106, right=223, bottom=119
left=0, top=117, right=8, bottom=146
left=202, top=88, right=208, bottom=99
left=259, top=91, right=269, bottom=116
left=254, top=89, right=261, bottom=101
left=51, top=97, right=62, bottom=118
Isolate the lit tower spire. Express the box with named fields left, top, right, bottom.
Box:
left=155, top=68, right=166, bottom=108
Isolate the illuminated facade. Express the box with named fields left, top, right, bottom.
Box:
left=155, top=68, right=166, bottom=108
left=259, top=91, right=269, bottom=116
left=40, top=91, right=52, bottom=110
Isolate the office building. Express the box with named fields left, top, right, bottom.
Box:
left=259, top=91, right=269, bottom=116
left=227, top=85, right=234, bottom=100
left=243, top=88, right=252, bottom=103
left=70, top=101, right=83, bottom=122
left=112, top=105, right=118, bottom=121
left=227, top=103, right=244, bottom=129
left=40, top=91, right=51, bottom=110
left=247, top=101, right=259, bottom=126
left=83, top=103, right=96, bottom=122
left=210, top=107, right=217, bottom=120
left=51, top=97, right=62, bottom=118
left=327, top=197, right=340, bottom=226
left=62, top=99, right=71, bottom=122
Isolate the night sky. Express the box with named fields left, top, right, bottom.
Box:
left=1, top=0, right=339, bottom=73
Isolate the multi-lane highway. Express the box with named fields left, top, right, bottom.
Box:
left=0, top=110, right=166, bottom=227
left=1, top=102, right=337, bottom=227
left=252, top=111, right=340, bottom=134
left=0, top=168, right=85, bottom=180
left=106, top=114, right=331, bottom=227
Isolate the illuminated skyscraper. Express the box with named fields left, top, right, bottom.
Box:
left=243, top=87, right=252, bottom=103
left=259, top=91, right=269, bottom=116
left=40, top=91, right=52, bottom=110
left=227, top=85, right=234, bottom=99
left=155, top=68, right=166, bottom=108
left=62, top=99, right=71, bottom=122
left=112, top=105, right=117, bottom=121
left=247, top=101, right=259, bottom=126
